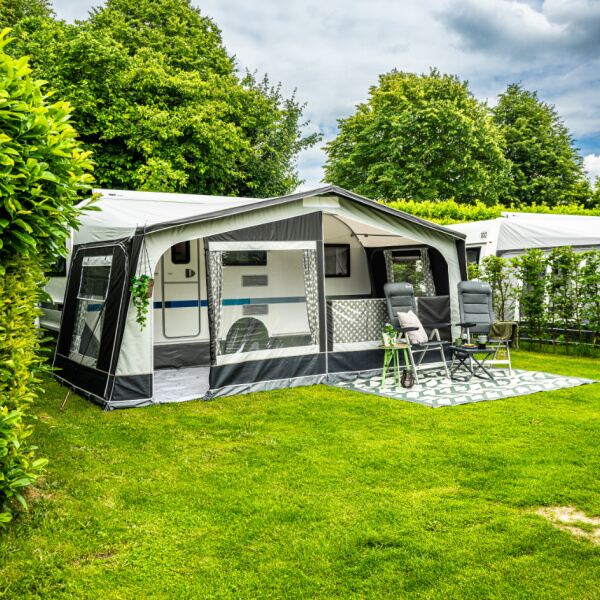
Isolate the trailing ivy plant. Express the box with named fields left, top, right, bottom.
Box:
left=130, top=274, right=153, bottom=329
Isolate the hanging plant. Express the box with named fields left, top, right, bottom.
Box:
left=131, top=231, right=154, bottom=330
left=130, top=274, right=154, bottom=329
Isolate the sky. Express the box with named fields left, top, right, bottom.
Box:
left=52, top=0, right=600, bottom=190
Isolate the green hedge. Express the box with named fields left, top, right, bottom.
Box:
left=0, top=258, right=48, bottom=524
left=475, top=248, right=600, bottom=353
left=0, top=31, right=92, bottom=524
left=384, top=198, right=600, bottom=225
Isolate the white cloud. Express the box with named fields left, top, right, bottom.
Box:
left=584, top=154, right=600, bottom=184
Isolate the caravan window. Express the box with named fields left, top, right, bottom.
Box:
left=222, top=251, right=267, bottom=267
left=325, top=244, right=350, bottom=277
left=466, top=247, right=481, bottom=264
left=171, top=241, right=190, bottom=265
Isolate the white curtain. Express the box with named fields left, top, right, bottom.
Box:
left=302, top=249, right=320, bottom=345
left=207, top=250, right=223, bottom=358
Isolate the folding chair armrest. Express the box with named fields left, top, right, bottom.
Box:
left=424, top=322, right=450, bottom=329
left=456, top=322, right=476, bottom=329
left=399, top=326, right=419, bottom=333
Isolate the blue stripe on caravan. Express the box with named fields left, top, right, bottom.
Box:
left=152, top=297, right=306, bottom=309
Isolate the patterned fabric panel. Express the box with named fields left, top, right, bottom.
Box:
left=328, top=299, right=388, bottom=344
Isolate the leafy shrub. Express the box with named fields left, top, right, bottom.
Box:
left=512, top=249, right=548, bottom=341
left=0, top=258, right=48, bottom=523
left=0, top=31, right=92, bottom=523
left=0, top=28, right=93, bottom=268
left=580, top=251, right=600, bottom=344
left=475, top=248, right=600, bottom=353
left=476, top=256, right=517, bottom=321
left=546, top=247, right=581, bottom=331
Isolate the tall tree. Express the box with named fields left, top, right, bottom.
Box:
left=324, top=69, right=511, bottom=205
left=492, top=84, right=591, bottom=207
left=7, top=0, right=318, bottom=196
left=0, top=0, right=53, bottom=26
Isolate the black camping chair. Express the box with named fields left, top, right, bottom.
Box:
left=456, top=281, right=512, bottom=375
left=383, top=282, right=450, bottom=383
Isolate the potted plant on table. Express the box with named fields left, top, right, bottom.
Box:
left=382, top=323, right=397, bottom=346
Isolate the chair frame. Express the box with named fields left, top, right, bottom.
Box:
left=456, top=281, right=513, bottom=376
left=383, top=283, right=450, bottom=384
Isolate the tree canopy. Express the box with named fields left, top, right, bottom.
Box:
left=6, top=0, right=318, bottom=197
left=324, top=69, right=511, bottom=205
left=492, top=83, right=591, bottom=207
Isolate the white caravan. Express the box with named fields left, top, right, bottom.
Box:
left=447, top=212, right=600, bottom=266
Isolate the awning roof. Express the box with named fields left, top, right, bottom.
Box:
left=75, top=185, right=464, bottom=244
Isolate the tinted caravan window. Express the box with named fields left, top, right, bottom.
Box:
left=466, top=246, right=482, bottom=264
left=222, top=251, right=267, bottom=267
left=325, top=244, right=350, bottom=277
left=171, top=241, right=190, bottom=264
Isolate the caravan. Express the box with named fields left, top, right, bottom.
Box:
left=447, top=212, right=600, bottom=266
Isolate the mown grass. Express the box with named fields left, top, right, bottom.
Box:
left=1, top=351, right=599, bottom=599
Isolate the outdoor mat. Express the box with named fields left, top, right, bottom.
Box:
left=329, top=369, right=596, bottom=408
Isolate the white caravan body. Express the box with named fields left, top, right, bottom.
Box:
left=447, top=212, right=600, bottom=265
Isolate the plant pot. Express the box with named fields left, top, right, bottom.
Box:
left=146, top=278, right=155, bottom=298
left=382, top=333, right=390, bottom=346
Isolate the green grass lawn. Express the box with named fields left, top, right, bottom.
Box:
left=1, top=351, right=599, bottom=599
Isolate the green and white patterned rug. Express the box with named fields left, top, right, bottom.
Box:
left=329, top=369, right=595, bottom=408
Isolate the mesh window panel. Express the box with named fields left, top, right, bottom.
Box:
left=69, top=255, right=112, bottom=368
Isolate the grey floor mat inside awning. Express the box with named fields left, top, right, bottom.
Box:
left=153, top=367, right=210, bottom=403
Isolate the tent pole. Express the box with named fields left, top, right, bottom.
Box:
left=60, top=389, right=70, bottom=411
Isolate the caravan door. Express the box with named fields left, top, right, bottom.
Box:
left=161, top=240, right=201, bottom=338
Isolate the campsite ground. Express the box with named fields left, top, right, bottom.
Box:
left=1, top=351, right=599, bottom=599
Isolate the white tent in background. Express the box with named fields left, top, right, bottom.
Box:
left=448, top=212, right=600, bottom=264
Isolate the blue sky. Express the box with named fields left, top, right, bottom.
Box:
left=53, top=0, right=600, bottom=188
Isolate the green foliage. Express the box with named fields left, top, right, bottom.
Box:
left=476, top=256, right=517, bottom=321
left=0, top=32, right=92, bottom=523
left=0, top=0, right=53, bottom=27
left=324, top=69, right=511, bottom=205
left=130, top=275, right=153, bottom=329
left=580, top=251, right=600, bottom=343
left=512, top=250, right=548, bottom=341
left=546, top=247, right=581, bottom=330
left=8, top=0, right=319, bottom=196
left=492, top=84, right=592, bottom=207
left=384, top=197, right=600, bottom=225
left=0, top=29, right=94, bottom=267
left=0, top=259, right=48, bottom=524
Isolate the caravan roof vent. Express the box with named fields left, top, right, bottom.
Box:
left=242, top=274, right=268, bottom=287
